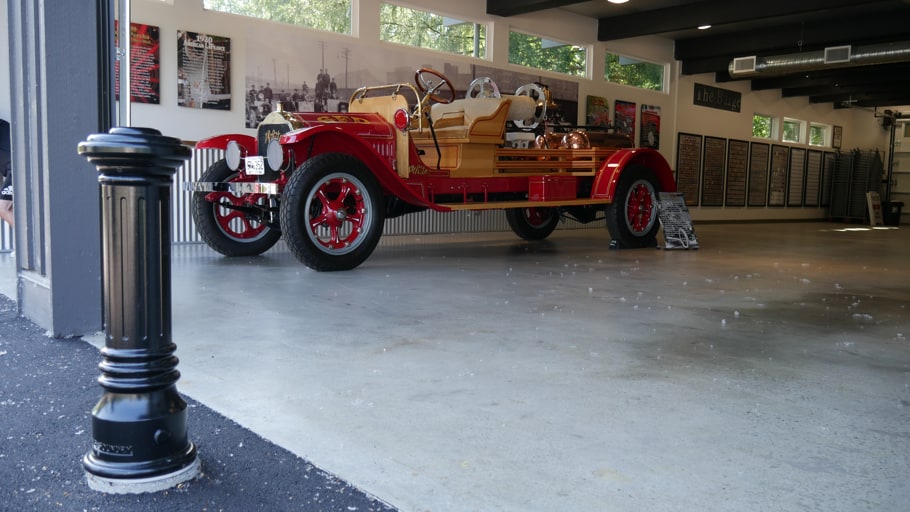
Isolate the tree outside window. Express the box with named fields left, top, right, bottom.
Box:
left=604, top=53, right=664, bottom=92
left=204, top=0, right=352, bottom=34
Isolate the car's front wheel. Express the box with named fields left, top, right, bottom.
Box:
left=192, top=159, right=282, bottom=257
left=280, top=153, right=385, bottom=271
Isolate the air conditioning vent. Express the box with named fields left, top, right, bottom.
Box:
left=732, top=56, right=757, bottom=73
left=824, top=45, right=852, bottom=64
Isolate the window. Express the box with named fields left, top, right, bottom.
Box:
left=809, top=123, right=829, bottom=147
left=508, top=31, right=586, bottom=77
left=753, top=114, right=773, bottom=139
left=604, top=53, right=665, bottom=92
left=203, top=0, right=352, bottom=35
left=782, top=118, right=804, bottom=143
left=380, top=4, right=485, bottom=58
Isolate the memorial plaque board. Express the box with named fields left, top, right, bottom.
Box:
left=676, top=133, right=702, bottom=206
left=805, top=150, right=823, bottom=207
left=788, top=147, right=806, bottom=206
left=725, top=139, right=749, bottom=207
left=821, top=152, right=837, bottom=206
left=769, top=145, right=789, bottom=206
left=748, top=142, right=770, bottom=206
left=701, top=136, right=726, bottom=206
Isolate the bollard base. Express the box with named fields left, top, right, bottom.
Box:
left=85, top=458, right=202, bottom=494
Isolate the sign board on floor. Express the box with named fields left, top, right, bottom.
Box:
left=866, top=191, right=883, bottom=226
left=658, top=192, right=699, bottom=249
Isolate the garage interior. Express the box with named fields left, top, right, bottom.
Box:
left=3, top=222, right=906, bottom=511
left=2, top=1, right=910, bottom=510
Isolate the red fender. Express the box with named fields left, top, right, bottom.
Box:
left=195, top=134, right=257, bottom=155
left=281, top=127, right=434, bottom=208
left=592, top=148, right=676, bottom=200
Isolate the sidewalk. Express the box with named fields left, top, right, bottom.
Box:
left=0, top=294, right=397, bottom=512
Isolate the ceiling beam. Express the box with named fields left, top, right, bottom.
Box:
left=598, top=0, right=884, bottom=41
left=675, top=12, right=910, bottom=62
left=487, top=0, right=586, bottom=17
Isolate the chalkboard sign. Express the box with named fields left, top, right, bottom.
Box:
left=725, top=139, right=749, bottom=207
left=676, top=133, right=702, bottom=206
left=658, top=192, right=699, bottom=250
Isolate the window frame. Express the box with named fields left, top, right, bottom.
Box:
left=603, top=51, right=667, bottom=92
left=752, top=113, right=775, bottom=140
left=379, top=2, right=488, bottom=59
left=782, top=117, right=805, bottom=144
left=507, top=29, right=588, bottom=78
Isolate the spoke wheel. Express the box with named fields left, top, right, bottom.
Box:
left=280, top=153, right=384, bottom=271
left=192, top=159, right=281, bottom=256
left=506, top=207, right=560, bottom=241
left=606, top=166, right=661, bottom=248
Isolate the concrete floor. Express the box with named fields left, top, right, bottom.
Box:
left=1, top=222, right=909, bottom=511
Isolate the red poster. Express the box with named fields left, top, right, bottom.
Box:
left=614, top=100, right=636, bottom=143
left=640, top=104, right=660, bottom=149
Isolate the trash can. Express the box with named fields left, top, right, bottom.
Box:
left=883, top=201, right=903, bottom=226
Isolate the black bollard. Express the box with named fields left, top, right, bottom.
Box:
left=78, top=127, right=200, bottom=493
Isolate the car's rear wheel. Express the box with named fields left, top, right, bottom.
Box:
left=192, top=159, right=281, bottom=256
left=506, top=207, right=560, bottom=240
left=605, top=166, right=661, bottom=248
left=280, top=153, right=384, bottom=271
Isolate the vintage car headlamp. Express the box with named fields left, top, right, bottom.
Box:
left=266, top=138, right=283, bottom=171
left=225, top=140, right=242, bottom=171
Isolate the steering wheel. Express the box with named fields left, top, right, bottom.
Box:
left=415, top=68, right=456, bottom=105
left=513, top=83, right=548, bottom=130
left=466, top=77, right=501, bottom=99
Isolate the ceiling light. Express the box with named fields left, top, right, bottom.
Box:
left=698, top=24, right=712, bottom=30
left=608, top=0, right=630, bottom=4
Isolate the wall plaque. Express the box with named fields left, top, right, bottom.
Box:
left=788, top=147, right=806, bottom=206
left=748, top=142, right=770, bottom=206
left=768, top=145, right=789, bottom=206
left=676, top=133, right=702, bottom=206
left=725, top=139, right=749, bottom=207
left=805, top=150, right=823, bottom=207
left=701, top=136, right=727, bottom=206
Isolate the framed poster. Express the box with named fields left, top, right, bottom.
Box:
left=787, top=147, right=807, bottom=207
left=115, top=22, right=160, bottom=104
left=614, top=100, right=636, bottom=142
left=832, top=125, right=843, bottom=149
left=725, top=139, right=749, bottom=207
left=586, top=95, right=610, bottom=127
left=748, top=142, right=770, bottom=207
left=178, top=30, right=231, bottom=110
left=676, top=133, right=702, bottom=206
left=640, top=104, right=660, bottom=149
left=805, top=150, right=823, bottom=207
left=768, top=145, right=789, bottom=206
left=701, top=136, right=726, bottom=206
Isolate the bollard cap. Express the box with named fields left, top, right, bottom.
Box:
left=78, top=127, right=192, bottom=178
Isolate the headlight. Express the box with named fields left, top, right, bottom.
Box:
left=225, top=140, right=242, bottom=171
left=266, top=138, right=283, bottom=171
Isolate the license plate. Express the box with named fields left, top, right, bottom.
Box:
left=245, top=156, right=265, bottom=176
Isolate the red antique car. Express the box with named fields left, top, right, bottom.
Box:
left=188, top=68, right=676, bottom=271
